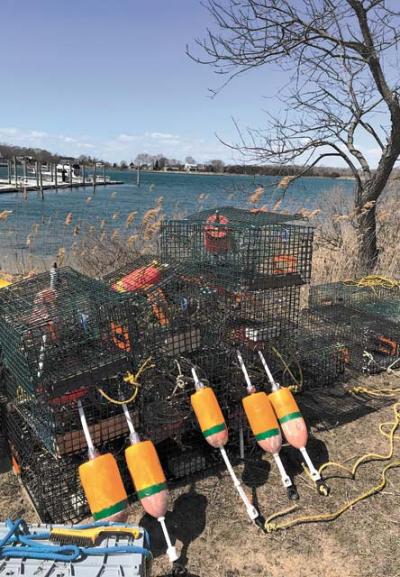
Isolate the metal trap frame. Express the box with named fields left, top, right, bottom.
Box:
left=6, top=404, right=136, bottom=524
left=0, top=267, right=138, bottom=397
left=103, top=256, right=226, bottom=359
left=159, top=206, right=314, bottom=290
left=5, top=370, right=139, bottom=458
left=295, top=310, right=346, bottom=388
left=308, top=296, right=400, bottom=374
left=309, top=281, right=400, bottom=322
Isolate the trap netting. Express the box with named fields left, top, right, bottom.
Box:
left=6, top=405, right=134, bottom=524
left=0, top=267, right=138, bottom=397
left=296, top=310, right=346, bottom=388
left=221, top=285, right=301, bottom=346
left=309, top=281, right=400, bottom=322
left=5, top=369, right=139, bottom=458
left=309, top=285, right=400, bottom=374
left=159, top=206, right=314, bottom=290
left=103, top=255, right=226, bottom=359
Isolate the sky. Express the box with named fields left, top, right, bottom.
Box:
left=0, top=0, right=385, bottom=166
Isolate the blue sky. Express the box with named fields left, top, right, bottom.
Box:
left=0, top=0, right=382, bottom=165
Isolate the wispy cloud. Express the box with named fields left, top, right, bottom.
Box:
left=0, top=126, right=237, bottom=163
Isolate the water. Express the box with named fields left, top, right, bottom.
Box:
left=0, top=168, right=354, bottom=264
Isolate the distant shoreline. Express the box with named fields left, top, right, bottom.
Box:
left=131, top=169, right=355, bottom=180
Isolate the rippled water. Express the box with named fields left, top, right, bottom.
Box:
left=0, top=168, right=353, bottom=265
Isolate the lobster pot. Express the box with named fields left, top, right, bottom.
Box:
left=159, top=207, right=314, bottom=291
left=308, top=287, right=400, bottom=374
left=6, top=405, right=135, bottom=524
left=103, top=256, right=226, bottom=359
left=222, top=285, right=301, bottom=347
left=0, top=268, right=138, bottom=398
left=309, top=281, right=400, bottom=322
left=133, top=352, right=245, bottom=480
left=5, top=371, right=139, bottom=458
left=298, top=343, right=345, bottom=388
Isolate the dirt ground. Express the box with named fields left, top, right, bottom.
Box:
left=1, top=380, right=399, bottom=577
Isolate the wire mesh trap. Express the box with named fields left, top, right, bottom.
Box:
left=221, top=285, right=301, bottom=347
left=0, top=267, right=138, bottom=397
left=295, top=311, right=346, bottom=388
left=5, top=370, right=139, bottom=458
left=309, top=285, right=400, bottom=374
left=309, top=281, right=400, bottom=319
left=6, top=404, right=136, bottom=524
left=103, top=255, right=226, bottom=359
left=130, top=350, right=248, bottom=478
left=159, top=206, right=314, bottom=290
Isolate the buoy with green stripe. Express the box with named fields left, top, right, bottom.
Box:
left=77, top=400, right=128, bottom=523
left=237, top=351, right=297, bottom=500
left=258, top=351, right=329, bottom=496
left=122, top=404, right=178, bottom=563
left=191, top=367, right=259, bottom=521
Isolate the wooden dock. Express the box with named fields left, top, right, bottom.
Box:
left=0, top=177, right=124, bottom=194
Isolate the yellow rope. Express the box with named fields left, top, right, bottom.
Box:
left=343, top=275, right=400, bottom=291
left=264, top=401, right=400, bottom=532
left=264, top=461, right=400, bottom=532
left=270, top=344, right=304, bottom=393
left=97, top=357, right=154, bottom=405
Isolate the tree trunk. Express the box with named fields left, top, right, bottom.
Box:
left=357, top=203, right=378, bottom=274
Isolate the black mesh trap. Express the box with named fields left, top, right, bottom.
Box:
left=221, top=285, right=301, bottom=347
left=309, top=281, right=400, bottom=322
left=159, top=206, right=314, bottom=289
left=308, top=287, right=400, bottom=374
left=6, top=404, right=136, bottom=524
left=103, top=256, right=226, bottom=359
left=134, top=349, right=248, bottom=478
left=0, top=267, right=138, bottom=397
left=5, top=370, right=139, bottom=458
left=296, top=310, right=346, bottom=388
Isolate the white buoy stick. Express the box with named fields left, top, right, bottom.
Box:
left=122, top=403, right=140, bottom=444
left=300, top=447, right=321, bottom=481
left=258, top=351, right=279, bottom=392
left=236, top=351, right=254, bottom=394
left=158, top=516, right=178, bottom=563
left=191, top=367, right=204, bottom=390
left=219, top=446, right=259, bottom=520
left=272, top=453, right=293, bottom=488
left=77, top=400, right=96, bottom=459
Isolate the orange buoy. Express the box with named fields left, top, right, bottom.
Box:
left=258, top=351, right=329, bottom=496
left=112, top=262, right=170, bottom=326
left=242, top=392, right=281, bottom=454
left=125, top=439, right=168, bottom=518
left=112, top=263, right=162, bottom=292
left=191, top=383, right=228, bottom=448
left=204, top=211, right=230, bottom=254
left=122, top=404, right=178, bottom=563
left=268, top=387, right=308, bottom=450
left=77, top=401, right=128, bottom=522
left=237, top=351, right=297, bottom=499
left=79, top=453, right=128, bottom=522
left=191, top=368, right=259, bottom=521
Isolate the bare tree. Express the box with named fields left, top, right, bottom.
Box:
left=209, top=159, right=225, bottom=173
left=190, top=0, right=400, bottom=271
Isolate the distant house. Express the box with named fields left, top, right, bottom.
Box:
left=184, top=163, right=198, bottom=172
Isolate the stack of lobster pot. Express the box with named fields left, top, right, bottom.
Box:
left=102, top=256, right=235, bottom=477
left=309, top=281, right=400, bottom=374
left=158, top=206, right=314, bottom=357
left=0, top=266, right=139, bottom=523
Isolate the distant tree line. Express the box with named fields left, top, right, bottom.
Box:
left=0, top=142, right=373, bottom=178
left=0, top=144, right=111, bottom=166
